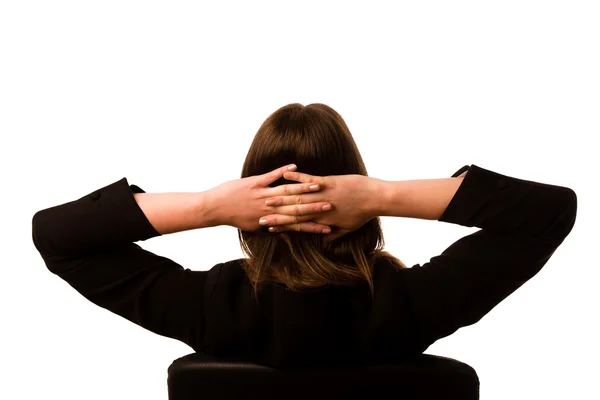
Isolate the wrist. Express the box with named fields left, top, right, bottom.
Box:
left=370, top=178, right=391, bottom=217
left=200, top=188, right=224, bottom=228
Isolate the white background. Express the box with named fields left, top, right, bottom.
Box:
left=1, top=1, right=598, bottom=399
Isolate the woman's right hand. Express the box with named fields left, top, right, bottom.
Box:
left=259, top=170, right=385, bottom=244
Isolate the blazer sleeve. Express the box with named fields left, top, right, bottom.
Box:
left=401, top=164, right=577, bottom=351
left=32, top=177, right=209, bottom=350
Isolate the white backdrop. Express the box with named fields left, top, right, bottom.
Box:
left=1, top=1, right=597, bottom=399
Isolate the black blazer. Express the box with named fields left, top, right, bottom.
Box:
left=32, top=164, right=577, bottom=369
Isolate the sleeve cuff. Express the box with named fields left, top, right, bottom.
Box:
left=130, top=184, right=146, bottom=194
left=451, top=165, right=470, bottom=178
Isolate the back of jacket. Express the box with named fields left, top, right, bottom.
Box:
left=32, top=164, right=577, bottom=369
left=201, top=257, right=415, bottom=368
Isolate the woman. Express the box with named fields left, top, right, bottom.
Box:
left=32, top=103, right=577, bottom=369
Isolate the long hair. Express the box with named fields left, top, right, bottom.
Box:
left=238, top=103, right=407, bottom=302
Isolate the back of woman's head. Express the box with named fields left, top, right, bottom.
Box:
left=239, top=103, right=406, bottom=301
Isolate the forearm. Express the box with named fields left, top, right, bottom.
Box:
left=377, top=175, right=466, bottom=221
left=133, top=191, right=218, bottom=235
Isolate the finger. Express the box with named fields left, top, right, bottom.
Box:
left=282, top=170, right=315, bottom=184
left=268, top=222, right=332, bottom=234
left=264, top=182, right=321, bottom=198
left=259, top=213, right=325, bottom=227
left=266, top=202, right=332, bottom=217
left=265, top=192, right=324, bottom=207
left=259, top=164, right=297, bottom=186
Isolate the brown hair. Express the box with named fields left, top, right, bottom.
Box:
left=238, top=103, right=407, bottom=302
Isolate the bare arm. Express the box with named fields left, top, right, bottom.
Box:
left=377, top=174, right=466, bottom=221
left=132, top=192, right=213, bottom=235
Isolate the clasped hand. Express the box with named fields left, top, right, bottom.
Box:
left=209, top=164, right=378, bottom=243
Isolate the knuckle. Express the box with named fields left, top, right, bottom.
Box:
left=295, top=194, right=302, bottom=204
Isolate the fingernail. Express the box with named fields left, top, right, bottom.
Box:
left=309, top=184, right=318, bottom=191
left=259, top=219, right=268, bottom=225
left=322, top=204, right=331, bottom=211
left=322, top=227, right=331, bottom=234
left=269, top=227, right=276, bottom=232
left=265, top=200, right=274, bottom=206
left=287, top=165, right=296, bottom=170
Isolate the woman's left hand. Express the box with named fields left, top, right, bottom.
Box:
left=207, top=164, right=333, bottom=233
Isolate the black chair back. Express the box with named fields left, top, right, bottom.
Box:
left=167, top=352, right=479, bottom=399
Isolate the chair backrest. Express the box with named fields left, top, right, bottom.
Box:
left=167, top=352, right=479, bottom=400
